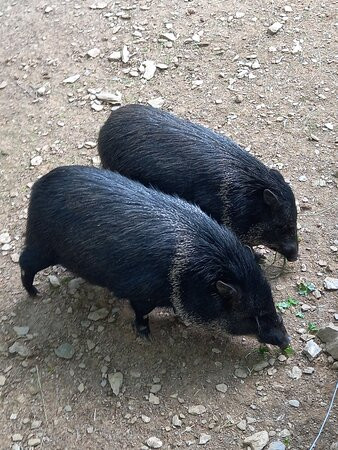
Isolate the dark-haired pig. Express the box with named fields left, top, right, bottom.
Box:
left=98, top=104, right=298, bottom=261
left=19, top=166, right=290, bottom=349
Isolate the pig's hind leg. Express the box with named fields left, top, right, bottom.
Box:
left=130, top=301, right=155, bottom=339
left=19, top=247, right=55, bottom=296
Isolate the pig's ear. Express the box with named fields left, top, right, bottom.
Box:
left=216, top=281, right=239, bottom=303
left=263, top=189, right=279, bottom=209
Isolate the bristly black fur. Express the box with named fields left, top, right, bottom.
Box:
left=98, top=104, right=298, bottom=261
left=20, top=166, right=289, bottom=348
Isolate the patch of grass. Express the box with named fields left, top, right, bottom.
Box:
left=276, top=297, right=299, bottom=312
left=258, top=345, right=270, bottom=356
left=283, top=346, right=295, bottom=357
left=307, top=322, right=319, bottom=334
left=298, top=281, right=315, bottom=296
left=295, top=311, right=305, bottom=319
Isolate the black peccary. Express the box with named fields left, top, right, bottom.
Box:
left=19, top=166, right=290, bottom=349
left=98, top=104, right=298, bottom=261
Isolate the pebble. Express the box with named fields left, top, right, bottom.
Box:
left=108, top=51, right=121, bottom=61
left=108, top=372, right=123, bottom=396
left=172, top=415, right=182, bottom=427
left=324, top=277, right=338, bottom=290
left=303, top=367, right=315, bottom=375
left=150, top=384, right=161, bottom=394
left=148, top=97, right=164, bottom=108
left=216, top=383, right=228, bottom=393
left=267, top=441, right=286, bottom=450
left=31, top=420, right=42, bottom=429
left=9, top=342, right=32, bottom=357
left=63, top=74, right=80, bottom=84
left=146, top=436, right=163, bottom=448
left=12, top=434, right=23, bottom=442
left=253, top=360, right=269, bottom=372
left=30, top=155, right=43, bottom=167
left=234, top=367, right=248, bottom=378
left=288, top=399, right=300, bottom=408
left=11, top=253, right=20, bottom=263
left=0, top=80, right=8, bottom=89
left=121, top=45, right=130, bottom=63
left=243, top=430, right=269, bottom=450
left=55, top=343, right=75, bottom=360
left=142, top=415, right=151, bottom=423
left=188, top=405, right=206, bottom=415
left=13, top=326, right=30, bottom=336
left=268, top=22, right=283, bottom=34
left=199, top=433, right=211, bottom=445
left=92, top=101, right=104, bottom=112
left=298, top=175, right=307, bottom=182
left=0, top=375, right=6, bottom=386
left=142, top=60, right=157, bottom=80
left=90, top=2, right=107, bottom=9
left=68, top=277, right=84, bottom=294
left=44, top=6, right=53, bottom=13
left=88, top=308, right=109, bottom=321
left=48, top=275, right=60, bottom=287
left=0, top=232, right=11, bottom=244
left=87, top=426, right=94, bottom=434
left=160, top=32, right=177, bottom=42
left=149, top=393, right=160, bottom=404
left=96, top=91, right=122, bottom=104
left=28, top=438, right=41, bottom=447
left=303, top=340, right=322, bottom=360
left=288, top=366, right=302, bottom=380
left=87, top=48, right=100, bottom=58
left=237, top=419, right=247, bottom=431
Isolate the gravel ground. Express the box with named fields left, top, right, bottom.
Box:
left=0, top=0, right=337, bottom=449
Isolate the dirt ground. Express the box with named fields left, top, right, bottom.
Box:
left=0, top=0, right=337, bottom=449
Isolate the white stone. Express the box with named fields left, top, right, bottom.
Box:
left=146, top=436, right=163, bottom=448
left=96, top=91, right=122, bottom=104
left=243, top=431, right=269, bottom=450
left=147, top=97, right=164, bottom=108
left=199, top=433, right=211, bottom=445
left=142, top=60, right=157, bottom=80
left=215, top=383, right=228, bottom=393
left=268, top=22, right=283, bottom=34
left=303, top=340, right=322, bottom=360
left=63, top=74, right=80, bottom=84
left=108, top=372, right=123, bottom=395
left=0, top=233, right=11, bottom=244
left=48, top=275, right=60, bottom=287
left=108, top=51, right=121, bottom=61
left=88, top=308, right=109, bottom=321
left=121, top=46, right=130, bottom=63
left=160, top=32, right=177, bottom=42
left=324, top=277, right=338, bottom=290
left=87, top=48, right=100, bottom=58
left=288, top=399, right=300, bottom=408
left=30, top=156, right=43, bottom=166
left=188, top=405, right=206, bottom=415
left=89, top=2, right=107, bottom=9
left=172, top=415, right=182, bottom=427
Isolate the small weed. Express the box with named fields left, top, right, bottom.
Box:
left=295, top=311, right=305, bottom=319
left=258, top=345, right=270, bottom=356
left=307, top=322, right=319, bottom=334
left=276, top=297, right=299, bottom=312
left=283, top=346, right=295, bottom=357
left=298, top=281, right=315, bottom=296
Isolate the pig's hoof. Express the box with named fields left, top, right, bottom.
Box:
left=27, top=286, right=39, bottom=297
left=134, top=322, right=151, bottom=340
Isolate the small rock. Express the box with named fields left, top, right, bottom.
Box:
left=28, top=437, right=41, bottom=447
left=63, top=74, right=80, bottom=84
left=292, top=40, right=302, bottom=54
left=237, top=419, right=247, bottom=431
left=48, top=275, right=60, bottom=287
left=89, top=2, right=107, bottom=9
left=251, top=60, right=260, bottom=69
left=142, top=415, right=151, bottom=423
left=288, top=399, right=300, bottom=408
left=303, top=340, right=322, bottom=360
left=267, top=441, right=286, bottom=450
left=324, top=123, right=333, bottom=131
left=303, top=367, right=315, bottom=375
left=298, top=175, right=307, bottom=182
left=172, top=415, right=182, bottom=427
left=0, top=375, right=6, bottom=386
left=148, top=97, right=164, bottom=108
left=243, top=430, right=269, bottom=450
left=253, top=360, right=269, bottom=372
left=142, top=60, right=157, bottom=80
left=13, top=326, right=30, bottom=336
left=284, top=5, right=293, bottom=12
left=188, top=405, right=206, bottom=415
left=0, top=232, right=11, bottom=244
left=44, top=6, right=53, bottom=13
left=55, top=343, right=75, bottom=360
left=235, top=12, right=245, bottom=18
left=108, top=372, right=123, bottom=395
left=11, top=253, right=20, bottom=263
left=87, top=426, right=94, bottom=434
left=68, top=277, right=84, bottom=293
left=324, top=277, right=338, bottom=290
left=87, top=48, right=100, bottom=58
left=160, top=32, right=177, bottom=42
left=279, top=429, right=290, bottom=438
left=30, top=156, right=43, bottom=167
left=234, top=367, right=248, bottom=378
left=317, top=324, right=338, bottom=344
left=88, top=308, right=109, bottom=321
left=78, top=383, right=85, bottom=393
left=216, top=383, right=228, bottom=393
left=0, top=80, right=8, bottom=89
left=12, top=434, right=23, bottom=442
left=288, top=366, right=302, bottom=380
left=96, top=91, right=122, bottom=104
left=326, top=339, right=338, bottom=360
left=108, top=51, right=121, bottom=61
left=64, top=405, right=72, bottom=412
left=121, top=45, right=130, bottom=63
left=199, top=433, right=211, bottom=445
left=146, top=436, right=163, bottom=448
left=149, top=393, right=160, bottom=404
left=31, top=420, right=42, bottom=429
left=150, top=384, right=161, bottom=394
left=9, top=342, right=32, bottom=357
left=268, top=22, right=283, bottom=34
